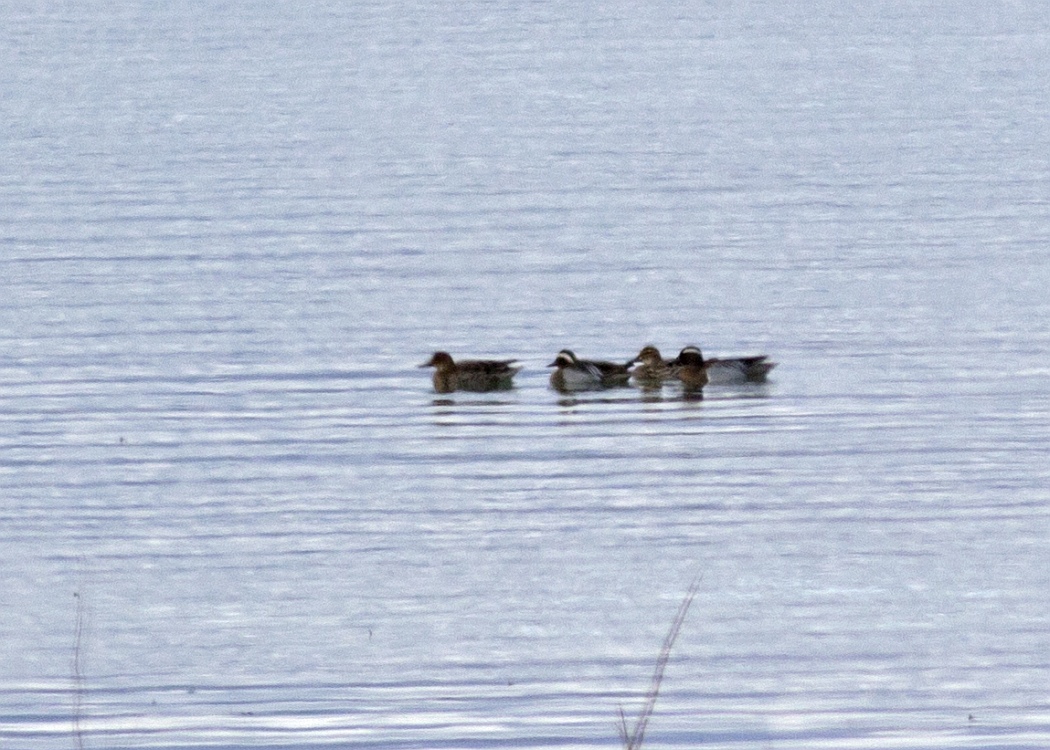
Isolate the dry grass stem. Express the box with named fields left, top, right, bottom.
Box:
left=72, top=592, right=86, bottom=750
left=618, top=575, right=702, bottom=750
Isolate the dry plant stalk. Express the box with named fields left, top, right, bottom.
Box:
left=72, top=592, right=86, bottom=750
left=618, top=575, right=701, bottom=750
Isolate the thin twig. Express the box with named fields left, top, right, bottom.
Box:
left=617, top=705, right=630, bottom=747
left=72, top=592, right=85, bottom=750
left=620, top=575, right=702, bottom=750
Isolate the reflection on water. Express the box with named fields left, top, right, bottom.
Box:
left=428, top=380, right=773, bottom=411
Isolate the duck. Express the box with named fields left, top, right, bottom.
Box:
left=419, top=351, right=522, bottom=393
left=674, top=345, right=710, bottom=391
left=547, top=349, right=632, bottom=392
left=629, top=345, right=680, bottom=385
left=699, top=350, right=776, bottom=384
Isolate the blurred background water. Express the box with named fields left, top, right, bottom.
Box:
left=2, top=1, right=1050, bottom=748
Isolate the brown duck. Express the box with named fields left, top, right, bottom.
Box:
left=419, top=351, right=521, bottom=393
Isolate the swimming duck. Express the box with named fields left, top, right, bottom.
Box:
left=674, top=346, right=710, bottom=391
left=629, top=345, right=679, bottom=384
left=699, top=351, right=776, bottom=384
left=547, top=349, right=632, bottom=392
left=419, top=351, right=522, bottom=393
left=672, top=345, right=777, bottom=388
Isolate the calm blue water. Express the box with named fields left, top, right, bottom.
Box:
left=3, top=2, right=1050, bottom=748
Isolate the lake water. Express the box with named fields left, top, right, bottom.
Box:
left=2, top=1, right=1050, bottom=748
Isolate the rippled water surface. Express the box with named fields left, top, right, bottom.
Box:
left=3, top=1, right=1050, bottom=748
